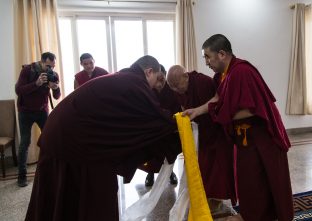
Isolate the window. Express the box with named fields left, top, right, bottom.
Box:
left=76, top=19, right=110, bottom=72
left=113, top=20, right=144, bottom=70
left=58, top=14, right=175, bottom=96
left=146, top=20, right=175, bottom=70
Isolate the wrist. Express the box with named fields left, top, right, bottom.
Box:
left=200, top=104, right=207, bottom=115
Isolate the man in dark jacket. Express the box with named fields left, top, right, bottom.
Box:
left=15, top=52, right=61, bottom=187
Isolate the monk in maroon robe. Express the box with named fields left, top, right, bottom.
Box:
left=184, top=34, right=293, bottom=221
left=167, top=65, right=236, bottom=211
left=74, top=53, right=109, bottom=89
left=139, top=65, right=181, bottom=186
left=25, top=55, right=181, bottom=221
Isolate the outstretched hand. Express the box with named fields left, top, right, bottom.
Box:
left=181, top=94, right=218, bottom=121
left=182, top=107, right=201, bottom=121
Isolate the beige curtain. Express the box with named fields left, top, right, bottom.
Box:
left=14, top=0, right=64, bottom=163
left=287, top=3, right=312, bottom=115
left=175, top=0, right=197, bottom=71
left=306, top=5, right=312, bottom=114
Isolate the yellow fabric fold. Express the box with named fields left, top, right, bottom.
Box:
left=175, top=113, right=213, bottom=221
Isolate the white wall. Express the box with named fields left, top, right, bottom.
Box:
left=193, top=0, right=312, bottom=129
left=1, top=0, right=312, bottom=129
left=0, top=0, right=15, bottom=100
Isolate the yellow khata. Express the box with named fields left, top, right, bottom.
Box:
left=175, top=113, right=213, bottom=221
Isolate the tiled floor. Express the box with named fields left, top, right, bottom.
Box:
left=0, top=132, right=312, bottom=220
left=119, top=132, right=312, bottom=221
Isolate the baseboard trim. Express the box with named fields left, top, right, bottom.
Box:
left=287, top=127, right=312, bottom=135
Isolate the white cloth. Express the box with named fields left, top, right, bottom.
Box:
left=120, top=122, right=198, bottom=221
left=120, top=160, right=173, bottom=221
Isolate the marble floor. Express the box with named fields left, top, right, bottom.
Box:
left=0, top=132, right=312, bottom=221
left=120, top=132, right=312, bottom=220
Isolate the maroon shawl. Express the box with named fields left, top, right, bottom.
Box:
left=140, top=83, right=182, bottom=173
left=210, top=57, right=290, bottom=151
left=75, top=66, right=109, bottom=87
left=176, top=71, right=216, bottom=146
left=176, top=71, right=236, bottom=201
left=25, top=64, right=181, bottom=221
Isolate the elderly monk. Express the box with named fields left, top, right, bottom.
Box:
left=25, top=55, right=181, bottom=221
left=183, top=34, right=293, bottom=221
left=140, top=64, right=181, bottom=186
left=167, top=65, right=236, bottom=212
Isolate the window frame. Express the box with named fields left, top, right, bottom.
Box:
left=58, top=11, right=176, bottom=95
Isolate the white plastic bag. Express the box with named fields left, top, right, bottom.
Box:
left=120, top=159, right=173, bottom=221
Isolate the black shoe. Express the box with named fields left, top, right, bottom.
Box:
left=170, top=172, right=178, bottom=185
left=145, top=173, right=154, bottom=187
left=17, top=175, right=28, bottom=187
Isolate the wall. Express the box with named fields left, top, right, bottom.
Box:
left=193, top=0, right=312, bottom=129
left=0, top=0, right=15, bottom=100
left=1, top=0, right=312, bottom=129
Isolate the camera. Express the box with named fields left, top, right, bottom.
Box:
left=46, top=66, right=58, bottom=83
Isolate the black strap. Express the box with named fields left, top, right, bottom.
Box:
left=48, top=92, right=54, bottom=109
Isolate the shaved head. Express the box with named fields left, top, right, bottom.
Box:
left=167, top=65, right=189, bottom=94
left=167, top=65, right=185, bottom=84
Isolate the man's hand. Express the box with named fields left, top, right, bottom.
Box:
left=35, top=73, right=48, bottom=86
left=48, top=81, right=59, bottom=90
left=182, top=106, right=204, bottom=120
left=182, top=108, right=197, bottom=120
left=182, top=94, right=219, bottom=120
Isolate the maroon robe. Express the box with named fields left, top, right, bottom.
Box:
left=157, top=83, right=182, bottom=115
left=176, top=71, right=236, bottom=202
left=75, top=66, right=109, bottom=87
left=209, top=57, right=293, bottom=221
left=139, top=83, right=182, bottom=173
left=25, top=64, right=181, bottom=221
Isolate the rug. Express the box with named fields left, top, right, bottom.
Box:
left=0, top=156, right=36, bottom=181
left=233, top=191, right=312, bottom=221
left=293, top=191, right=312, bottom=220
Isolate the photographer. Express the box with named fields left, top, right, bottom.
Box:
left=15, top=52, right=61, bottom=187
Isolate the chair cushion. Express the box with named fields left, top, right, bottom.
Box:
left=0, top=137, right=14, bottom=147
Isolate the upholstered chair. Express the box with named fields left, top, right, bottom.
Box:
left=0, top=100, right=18, bottom=177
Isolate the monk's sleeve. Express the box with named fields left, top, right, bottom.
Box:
left=216, top=65, right=260, bottom=125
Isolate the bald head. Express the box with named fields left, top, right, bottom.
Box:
left=167, top=65, right=189, bottom=94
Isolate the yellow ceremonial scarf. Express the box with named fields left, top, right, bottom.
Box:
left=175, top=113, right=213, bottom=221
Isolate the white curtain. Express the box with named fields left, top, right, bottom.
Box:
left=175, top=0, right=198, bottom=71
left=13, top=0, right=64, bottom=163
left=287, top=3, right=312, bottom=115
left=306, top=5, right=312, bottom=114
